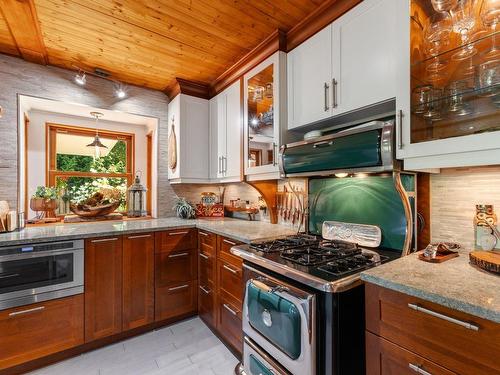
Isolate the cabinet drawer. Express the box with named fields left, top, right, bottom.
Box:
left=218, top=259, right=243, bottom=303
left=155, top=280, right=198, bottom=322
left=366, top=331, right=457, bottom=375
left=155, top=228, right=197, bottom=254
left=156, top=248, right=197, bottom=287
left=0, top=295, right=84, bottom=370
left=198, top=284, right=216, bottom=328
left=199, top=230, right=217, bottom=255
left=217, top=236, right=243, bottom=265
left=217, top=294, right=243, bottom=353
left=366, top=283, right=500, bottom=375
left=199, top=250, right=216, bottom=288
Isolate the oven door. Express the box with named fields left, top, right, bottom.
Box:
left=243, top=264, right=316, bottom=375
left=243, top=336, right=290, bottom=375
left=0, top=243, right=84, bottom=310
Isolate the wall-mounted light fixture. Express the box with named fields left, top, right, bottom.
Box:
left=72, top=65, right=128, bottom=100
left=114, top=83, right=127, bottom=99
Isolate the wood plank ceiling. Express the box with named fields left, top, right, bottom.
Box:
left=0, top=0, right=324, bottom=91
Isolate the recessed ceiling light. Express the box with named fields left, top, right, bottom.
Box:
left=115, top=83, right=127, bottom=99
left=74, top=71, right=86, bottom=86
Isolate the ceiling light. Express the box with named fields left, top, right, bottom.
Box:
left=334, top=173, right=349, bottom=178
left=115, top=83, right=127, bottom=99
left=75, top=71, right=86, bottom=86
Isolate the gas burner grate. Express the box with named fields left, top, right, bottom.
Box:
left=317, top=253, right=389, bottom=277
left=250, top=234, right=319, bottom=253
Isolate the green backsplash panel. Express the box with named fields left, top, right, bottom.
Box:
left=309, top=175, right=407, bottom=251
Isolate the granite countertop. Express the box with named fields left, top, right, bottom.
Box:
left=361, top=250, right=500, bottom=323
left=0, top=217, right=297, bottom=247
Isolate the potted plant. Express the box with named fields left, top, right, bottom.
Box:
left=30, top=186, right=59, bottom=219
left=173, top=197, right=196, bottom=219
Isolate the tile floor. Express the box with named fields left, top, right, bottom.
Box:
left=28, top=317, right=239, bottom=375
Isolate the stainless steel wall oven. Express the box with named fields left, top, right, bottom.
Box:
left=0, top=240, right=84, bottom=310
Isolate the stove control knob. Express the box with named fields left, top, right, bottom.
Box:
left=262, top=309, right=273, bottom=327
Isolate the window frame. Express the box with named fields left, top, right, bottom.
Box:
left=45, top=123, right=135, bottom=212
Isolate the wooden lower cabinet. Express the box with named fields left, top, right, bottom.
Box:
left=122, top=233, right=155, bottom=330
left=198, top=231, right=244, bottom=355
left=0, top=295, right=84, bottom=370
left=217, top=293, right=243, bottom=353
left=84, top=236, right=123, bottom=342
left=365, top=283, right=500, bottom=375
left=154, top=230, right=198, bottom=322
left=366, top=331, right=457, bottom=375
left=155, top=281, right=198, bottom=321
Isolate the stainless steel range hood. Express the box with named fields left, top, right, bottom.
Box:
left=279, top=120, right=397, bottom=178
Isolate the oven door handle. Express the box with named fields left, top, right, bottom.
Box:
left=0, top=248, right=81, bottom=262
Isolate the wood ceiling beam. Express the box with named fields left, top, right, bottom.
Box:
left=0, top=0, right=47, bottom=64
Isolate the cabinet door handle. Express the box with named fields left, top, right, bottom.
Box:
left=223, top=303, right=239, bottom=316
left=9, top=306, right=45, bottom=317
left=168, top=284, right=189, bottom=291
left=199, top=252, right=209, bottom=260
left=332, top=78, right=338, bottom=108
left=199, top=285, right=211, bottom=294
left=168, top=252, right=189, bottom=258
left=168, top=231, right=189, bottom=236
left=127, top=234, right=152, bottom=239
left=408, top=303, right=479, bottom=331
left=324, top=82, right=330, bottom=111
left=199, top=231, right=209, bottom=237
left=223, top=239, right=237, bottom=246
left=218, top=156, right=221, bottom=174
left=398, top=109, right=404, bottom=150
left=223, top=156, right=227, bottom=174
left=91, top=237, right=118, bottom=243
left=272, top=143, right=278, bottom=166
left=409, top=363, right=432, bottom=375
left=223, top=264, right=238, bottom=274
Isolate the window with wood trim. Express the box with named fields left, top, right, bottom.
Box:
left=46, top=123, right=135, bottom=215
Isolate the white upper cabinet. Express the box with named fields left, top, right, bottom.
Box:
left=396, top=0, right=500, bottom=170
left=287, top=26, right=333, bottom=129
left=167, top=94, right=210, bottom=183
left=287, top=0, right=401, bottom=129
left=244, top=51, right=287, bottom=181
left=210, top=80, right=242, bottom=182
left=332, top=0, right=398, bottom=115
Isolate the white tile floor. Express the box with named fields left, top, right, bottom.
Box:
left=28, top=317, right=239, bottom=375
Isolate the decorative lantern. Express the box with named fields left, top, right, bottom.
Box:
left=127, top=172, right=147, bottom=217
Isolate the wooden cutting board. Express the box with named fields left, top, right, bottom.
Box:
left=168, top=118, right=177, bottom=171
left=469, top=250, right=500, bottom=274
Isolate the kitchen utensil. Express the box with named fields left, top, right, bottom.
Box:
left=168, top=117, right=177, bottom=170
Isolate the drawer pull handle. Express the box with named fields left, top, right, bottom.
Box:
left=168, top=231, right=189, bottom=236
left=409, top=363, right=432, bottom=375
left=223, top=239, right=237, bottom=246
left=223, top=303, right=238, bottom=316
left=223, top=264, right=238, bottom=275
left=199, top=253, right=209, bottom=260
left=91, top=237, right=118, bottom=243
left=0, top=273, right=19, bottom=279
left=168, top=284, right=189, bottom=291
left=9, top=306, right=45, bottom=317
left=408, top=303, right=479, bottom=331
left=199, top=231, right=209, bottom=237
left=199, top=285, right=211, bottom=294
left=168, top=252, right=189, bottom=258
left=127, top=234, right=152, bottom=239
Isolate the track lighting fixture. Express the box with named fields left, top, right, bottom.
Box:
left=74, top=70, right=86, bottom=86
left=115, top=83, right=127, bottom=99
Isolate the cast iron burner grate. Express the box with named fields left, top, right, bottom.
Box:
left=279, top=240, right=360, bottom=266
left=250, top=234, right=319, bottom=253
left=318, top=252, right=389, bottom=277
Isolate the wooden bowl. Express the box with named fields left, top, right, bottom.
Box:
left=30, top=198, right=58, bottom=212
left=69, top=202, right=120, bottom=217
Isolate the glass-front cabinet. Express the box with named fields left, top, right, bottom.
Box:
left=244, top=52, right=286, bottom=180
left=398, top=0, right=500, bottom=170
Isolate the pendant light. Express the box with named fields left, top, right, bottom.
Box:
left=87, top=111, right=107, bottom=158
